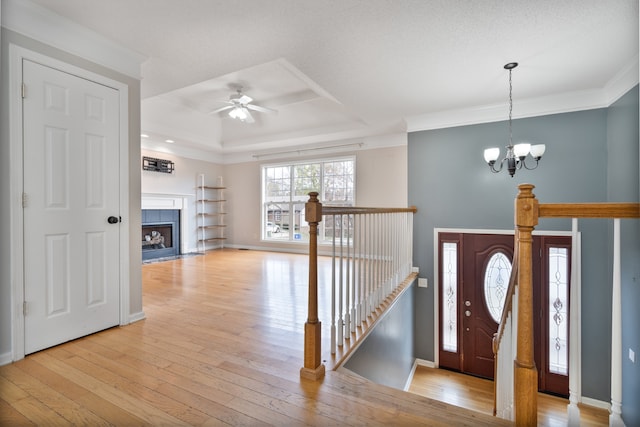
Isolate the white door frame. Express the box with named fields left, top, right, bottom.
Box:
left=432, top=227, right=581, bottom=400
left=9, top=45, right=131, bottom=361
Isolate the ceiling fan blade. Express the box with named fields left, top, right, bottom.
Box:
left=246, top=104, right=277, bottom=114
left=210, top=105, right=233, bottom=114
left=236, top=94, right=253, bottom=104
left=244, top=109, right=255, bottom=123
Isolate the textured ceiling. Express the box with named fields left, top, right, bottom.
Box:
left=23, top=0, right=640, bottom=161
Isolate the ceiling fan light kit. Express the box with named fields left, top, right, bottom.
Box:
left=210, top=87, right=277, bottom=124
left=484, top=62, right=546, bottom=177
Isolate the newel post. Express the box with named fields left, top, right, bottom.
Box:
left=514, top=184, right=539, bottom=426
left=300, top=192, right=326, bottom=380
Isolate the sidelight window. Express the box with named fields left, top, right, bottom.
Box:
left=548, top=247, right=569, bottom=375
left=441, top=242, right=458, bottom=352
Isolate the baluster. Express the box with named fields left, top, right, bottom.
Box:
left=357, top=214, right=364, bottom=327
left=338, top=214, right=344, bottom=346
left=610, top=218, right=623, bottom=427
left=350, top=214, right=357, bottom=333
left=567, top=218, right=580, bottom=425
left=330, top=214, right=337, bottom=355
left=344, top=214, right=351, bottom=339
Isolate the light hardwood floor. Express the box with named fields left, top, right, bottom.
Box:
left=0, top=248, right=598, bottom=426
left=409, top=366, right=609, bottom=426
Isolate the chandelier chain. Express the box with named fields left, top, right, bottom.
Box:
left=508, top=68, right=513, bottom=148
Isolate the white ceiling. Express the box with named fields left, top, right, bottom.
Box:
left=22, top=0, right=640, bottom=162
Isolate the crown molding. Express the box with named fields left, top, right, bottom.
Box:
left=1, top=0, right=146, bottom=79
left=604, top=55, right=639, bottom=105
left=406, top=57, right=639, bottom=133
left=141, top=140, right=224, bottom=164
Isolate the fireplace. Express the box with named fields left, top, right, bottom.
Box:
left=142, top=209, right=180, bottom=261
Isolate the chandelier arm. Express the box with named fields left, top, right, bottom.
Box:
left=521, top=158, right=541, bottom=171
left=488, top=158, right=506, bottom=173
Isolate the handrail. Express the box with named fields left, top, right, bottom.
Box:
left=538, top=202, right=639, bottom=218
left=494, top=245, right=519, bottom=346
left=322, top=206, right=418, bottom=215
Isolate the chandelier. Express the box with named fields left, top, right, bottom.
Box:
left=484, top=62, right=545, bottom=177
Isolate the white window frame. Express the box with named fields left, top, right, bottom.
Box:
left=261, top=156, right=356, bottom=243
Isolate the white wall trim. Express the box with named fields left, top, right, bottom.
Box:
left=407, top=57, right=639, bottom=133
left=0, top=352, right=12, bottom=367
left=1, top=0, right=146, bottom=79
left=415, top=358, right=436, bottom=368
left=581, top=396, right=611, bottom=411
left=404, top=359, right=436, bottom=391
left=141, top=140, right=225, bottom=165
left=9, top=44, right=131, bottom=360
left=128, top=311, right=146, bottom=324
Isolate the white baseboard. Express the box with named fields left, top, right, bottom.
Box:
left=415, top=358, right=436, bottom=368
left=0, top=352, right=13, bottom=366
left=404, top=358, right=437, bottom=391
left=128, top=311, right=146, bottom=323
left=404, top=360, right=419, bottom=391
left=580, top=396, right=610, bottom=411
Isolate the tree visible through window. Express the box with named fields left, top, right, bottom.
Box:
left=262, top=158, right=355, bottom=242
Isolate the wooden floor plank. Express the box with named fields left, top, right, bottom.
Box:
left=0, top=363, right=111, bottom=426
left=408, top=365, right=609, bottom=426
left=0, top=398, right=37, bottom=427
left=1, top=249, right=513, bottom=426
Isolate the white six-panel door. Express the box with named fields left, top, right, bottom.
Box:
left=23, top=59, right=120, bottom=354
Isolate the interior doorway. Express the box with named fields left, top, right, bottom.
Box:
left=437, top=231, right=571, bottom=397
left=9, top=45, right=131, bottom=361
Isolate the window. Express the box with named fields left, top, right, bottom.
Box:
left=483, top=251, right=512, bottom=323
left=548, top=247, right=569, bottom=375
left=441, top=242, right=458, bottom=352
left=262, top=158, right=355, bottom=242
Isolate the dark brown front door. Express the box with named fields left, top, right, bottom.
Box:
left=438, top=232, right=571, bottom=396
left=461, top=233, right=514, bottom=379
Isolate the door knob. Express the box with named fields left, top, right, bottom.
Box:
left=465, top=310, right=471, bottom=317
left=107, top=216, right=120, bottom=224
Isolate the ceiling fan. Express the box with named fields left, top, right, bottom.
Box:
left=210, top=88, right=277, bottom=123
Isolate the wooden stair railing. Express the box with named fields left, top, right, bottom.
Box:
left=493, top=184, right=640, bottom=426
left=301, top=192, right=417, bottom=380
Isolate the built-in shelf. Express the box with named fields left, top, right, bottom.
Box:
left=197, top=175, right=226, bottom=252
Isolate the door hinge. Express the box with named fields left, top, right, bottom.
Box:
left=21, top=83, right=26, bottom=99
left=23, top=301, right=27, bottom=316
left=22, top=193, right=28, bottom=208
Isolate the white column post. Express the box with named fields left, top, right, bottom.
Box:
left=610, top=218, right=624, bottom=427
left=568, top=218, right=581, bottom=425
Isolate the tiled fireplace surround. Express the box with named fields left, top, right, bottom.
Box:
left=141, top=194, right=192, bottom=260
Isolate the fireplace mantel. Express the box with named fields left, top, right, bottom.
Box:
left=141, top=193, right=193, bottom=254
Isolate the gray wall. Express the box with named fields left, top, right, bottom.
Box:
left=408, top=87, right=638, bottom=404
left=606, top=88, right=640, bottom=426
left=342, top=283, right=416, bottom=389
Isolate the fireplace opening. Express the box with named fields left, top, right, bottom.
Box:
left=142, top=209, right=180, bottom=261
left=142, top=224, right=173, bottom=250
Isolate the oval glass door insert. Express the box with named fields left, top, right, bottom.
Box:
left=483, top=251, right=512, bottom=323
